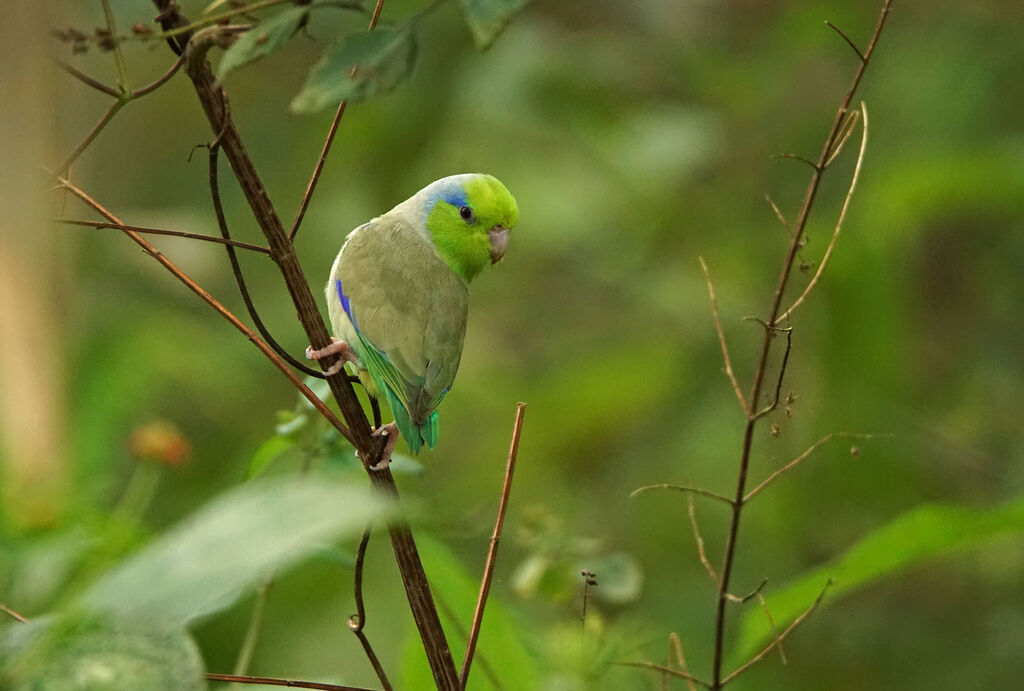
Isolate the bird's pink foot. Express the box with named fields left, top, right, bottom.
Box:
left=305, top=338, right=358, bottom=376
left=366, top=422, right=399, bottom=471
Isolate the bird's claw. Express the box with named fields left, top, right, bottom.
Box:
left=306, top=338, right=358, bottom=376
left=365, top=422, right=399, bottom=471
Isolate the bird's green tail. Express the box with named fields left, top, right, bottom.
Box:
left=385, top=389, right=439, bottom=454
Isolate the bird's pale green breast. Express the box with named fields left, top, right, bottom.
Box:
left=328, top=215, right=468, bottom=424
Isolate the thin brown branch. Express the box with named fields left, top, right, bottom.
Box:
left=52, top=99, right=124, bottom=178
left=699, top=257, right=748, bottom=415
left=205, top=673, right=374, bottom=690
left=778, top=103, right=869, bottom=322
left=155, top=3, right=460, bottom=685
left=771, top=153, right=819, bottom=171
left=460, top=402, right=526, bottom=689
left=825, top=21, right=866, bottom=63
left=824, top=108, right=861, bottom=169
left=131, top=52, right=186, bottom=98
left=0, top=603, right=28, bottom=623
left=54, top=175, right=355, bottom=447
left=52, top=218, right=271, bottom=253
left=688, top=495, right=719, bottom=586
left=348, top=525, right=392, bottom=691
left=669, top=633, right=698, bottom=691
left=435, top=594, right=505, bottom=691
left=755, top=591, right=787, bottom=665
left=616, top=662, right=712, bottom=689
left=55, top=60, right=120, bottom=97
left=763, top=194, right=789, bottom=231
left=720, top=581, right=832, bottom=685
left=750, top=329, right=792, bottom=421
left=631, top=484, right=735, bottom=507
left=743, top=432, right=887, bottom=503
left=709, top=3, right=891, bottom=687
left=207, top=139, right=325, bottom=379
left=725, top=577, right=767, bottom=604
left=289, top=0, right=386, bottom=242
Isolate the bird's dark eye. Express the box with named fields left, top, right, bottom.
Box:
left=459, top=206, right=474, bottom=221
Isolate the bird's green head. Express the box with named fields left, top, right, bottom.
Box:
left=422, top=174, right=518, bottom=283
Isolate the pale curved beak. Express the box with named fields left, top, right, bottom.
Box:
left=488, top=226, right=509, bottom=264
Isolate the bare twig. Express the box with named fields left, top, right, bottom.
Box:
left=461, top=402, right=526, bottom=689
left=699, top=257, right=748, bottom=415
left=824, top=108, right=861, bottom=168
left=720, top=581, right=832, bottom=685
left=205, top=673, right=374, bottom=691
left=709, top=4, right=892, bottom=687
left=52, top=218, right=270, bottom=253
left=755, top=592, right=787, bottom=664
left=289, top=0, right=386, bottom=242
left=54, top=175, right=355, bottom=447
left=771, top=153, right=819, bottom=171
left=688, top=496, right=719, bottom=586
left=669, top=633, right=698, bottom=691
left=101, top=0, right=131, bottom=94
left=131, top=52, right=186, bottom=98
left=631, top=483, right=734, bottom=507
left=52, top=100, right=124, bottom=178
left=725, top=577, right=767, bottom=604
left=348, top=525, right=392, bottom=691
left=435, top=594, right=505, bottom=691
left=207, top=140, right=325, bottom=379
left=616, top=662, right=712, bottom=689
left=0, top=603, right=28, bottom=623
left=232, top=579, right=272, bottom=677
left=763, top=194, right=789, bottom=231
left=825, top=21, right=866, bottom=62
left=750, top=329, right=792, bottom=421
left=743, top=432, right=887, bottom=503
left=55, top=60, right=120, bottom=97
left=778, top=103, right=869, bottom=322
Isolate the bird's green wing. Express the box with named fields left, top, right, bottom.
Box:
left=332, top=216, right=468, bottom=432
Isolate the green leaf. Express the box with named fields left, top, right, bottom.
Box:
left=0, top=614, right=205, bottom=691
left=217, top=7, right=309, bottom=80
left=735, top=497, right=1024, bottom=660
left=247, top=435, right=296, bottom=479
left=290, top=27, right=418, bottom=113
left=458, top=0, right=530, bottom=50
left=77, top=475, right=390, bottom=626
left=400, top=534, right=537, bottom=690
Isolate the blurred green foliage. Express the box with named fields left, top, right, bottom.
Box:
left=2, top=0, right=1023, bottom=689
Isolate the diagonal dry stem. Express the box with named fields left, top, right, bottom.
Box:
left=778, top=102, right=869, bottom=322
left=699, top=257, right=748, bottom=415
left=631, top=483, right=735, bottom=507
left=52, top=218, right=270, bottom=253
left=616, top=661, right=712, bottom=689
left=289, top=0, right=386, bottom=242
left=205, top=673, right=374, bottom=691
left=669, top=633, right=698, bottom=691
left=461, top=403, right=526, bottom=689
left=755, top=591, right=787, bottom=664
left=743, top=432, right=887, bottom=503
left=720, top=581, right=832, bottom=685
left=688, top=495, right=719, bottom=586
left=54, top=175, right=355, bottom=447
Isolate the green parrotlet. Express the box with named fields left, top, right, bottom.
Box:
left=307, top=174, right=519, bottom=468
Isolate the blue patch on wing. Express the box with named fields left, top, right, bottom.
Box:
left=335, top=279, right=357, bottom=328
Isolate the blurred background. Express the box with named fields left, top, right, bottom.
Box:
left=2, top=0, right=1023, bottom=688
